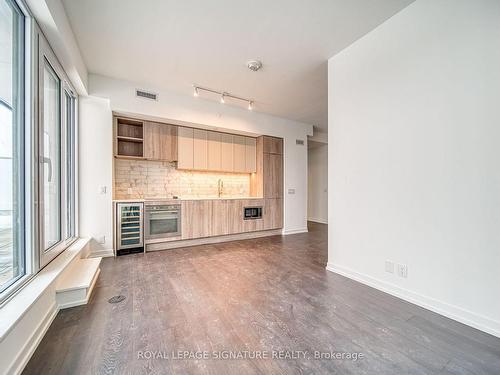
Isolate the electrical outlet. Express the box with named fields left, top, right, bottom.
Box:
left=97, top=235, right=106, bottom=245
left=100, top=186, right=107, bottom=194
left=127, top=187, right=133, bottom=195
left=385, top=260, right=394, bottom=274
left=397, top=264, right=408, bottom=278
left=288, top=188, right=295, bottom=194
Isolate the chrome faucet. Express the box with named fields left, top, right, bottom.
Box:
left=217, top=179, right=224, bottom=198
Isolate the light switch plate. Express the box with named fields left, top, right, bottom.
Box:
left=288, top=188, right=295, bottom=194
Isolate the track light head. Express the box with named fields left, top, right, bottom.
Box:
left=220, top=93, right=225, bottom=103
left=193, top=86, right=199, bottom=97
left=248, top=101, right=253, bottom=110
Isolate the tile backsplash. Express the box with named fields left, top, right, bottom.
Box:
left=114, top=159, right=250, bottom=199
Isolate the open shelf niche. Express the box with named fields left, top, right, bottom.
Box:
left=115, top=117, right=144, bottom=158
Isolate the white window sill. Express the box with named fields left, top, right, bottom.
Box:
left=0, top=238, right=90, bottom=342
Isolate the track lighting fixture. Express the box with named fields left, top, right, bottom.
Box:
left=192, top=86, right=254, bottom=110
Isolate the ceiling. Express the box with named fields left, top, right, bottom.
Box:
left=62, top=0, right=413, bottom=131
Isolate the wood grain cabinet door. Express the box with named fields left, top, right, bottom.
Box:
left=211, top=199, right=230, bottom=236
left=143, top=121, right=160, bottom=160
left=193, top=129, right=208, bottom=170
left=207, top=131, right=222, bottom=171
left=181, top=200, right=213, bottom=239
left=263, top=136, right=283, bottom=155
left=264, top=153, right=283, bottom=198
left=220, top=133, right=234, bottom=172
left=144, top=122, right=178, bottom=161
left=233, top=135, right=246, bottom=173
left=177, top=127, right=194, bottom=169
left=263, top=198, right=283, bottom=230
left=245, top=137, right=257, bottom=173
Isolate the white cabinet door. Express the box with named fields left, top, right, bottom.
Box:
left=233, top=135, right=246, bottom=173
left=245, top=137, right=256, bottom=173
left=193, top=129, right=208, bottom=170
left=207, top=131, right=222, bottom=171
left=177, top=127, right=194, bottom=169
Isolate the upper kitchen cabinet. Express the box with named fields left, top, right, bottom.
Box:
left=207, top=131, right=222, bottom=171
left=177, top=126, right=194, bottom=169
left=193, top=129, right=208, bottom=170
left=114, top=117, right=144, bottom=158
left=220, top=133, right=234, bottom=171
left=263, top=136, right=283, bottom=155
left=245, top=137, right=257, bottom=173
left=176, top=126, right=257, bottom=173
left=143, top=121, right=178, bottom=161
left=233, top=135, right=246, bottom=173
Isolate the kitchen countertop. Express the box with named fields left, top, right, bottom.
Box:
left=113, top=197, right=264, bottom=203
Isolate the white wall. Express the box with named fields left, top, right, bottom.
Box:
left=308, top=144, right=328, bottom=223
left=26, top=0, right=88, bottom=94
left=328, top=0, right=500, bottom=337
left=79, top=74, right=313, bottom=254
left=79, top=96, right=113, bottom=255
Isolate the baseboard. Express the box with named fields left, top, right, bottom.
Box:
left=147, top=229, right=282, bottom=252
left=9, top=302, right=59, bottom=375
left=326, top=263, right=500, bottom=338
left=89, top=248, right=114, bottom=258
left=282, top=227, right=308, bottom=235
left=308, top=217, right=328, bottom=224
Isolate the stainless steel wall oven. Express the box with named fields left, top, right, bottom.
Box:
left=145, top=204, right=181, bottom=240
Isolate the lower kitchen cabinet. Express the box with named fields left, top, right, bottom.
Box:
left=180, top=198, right=281, bottom=241
left=263, top=198, right=283, bottom=230
left=181, top=200, right=212, bottom=239
left=241, top=199, right=265, bottom=232
left=211, top=200, right=231, bottom=236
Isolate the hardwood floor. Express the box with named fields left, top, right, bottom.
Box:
left=24, top=222, right=500, bottom=374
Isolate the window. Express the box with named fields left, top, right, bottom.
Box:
left=42, top=60, right=62, bottom=251
left=0, top=0, right=78, bottom=300
left=0, top=0, right=25, bottom=294
left=39, top=36, right=78, bottom=267
left=65, top=90, right=76, bottom=239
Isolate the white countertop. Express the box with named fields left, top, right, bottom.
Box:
left=113, top=196, right=263, bottom=203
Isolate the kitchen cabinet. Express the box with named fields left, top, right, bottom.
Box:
left=264, top=153, right=283, bottom=198
left=207, top=131, right=222, bottom=171
left=181, top=200, right=212, bottom=239
left=245, top=137, right=257, bottom=173
left=240, top=199, right=265, bottom=232
left=263, top=136, right=283, bottom=155
left=177, top=127, right=194, bottom=169
left=114, top=117, right=144, bottom=159
left=220, top=133, right=234, bottom=171
left=177, top=128, right=256, bottom=173
left=143, top=121, right=177, bottom=161
left=263, top=198, right=283, bottom=230
left=211, top=199, right=231, bottom=236
left=228, top=199, right=244, bottom=234
left=193, top=129, right=208, bottom=170
left=233, top=135, right=246, bottom=173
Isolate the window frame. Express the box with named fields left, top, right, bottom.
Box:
left=0, top=0, right=32, bottom=304
left=38, top=31, right=78, bottom=268
left=0, top=0, right=79, bottom=303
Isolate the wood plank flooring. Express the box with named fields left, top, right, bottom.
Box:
left=24, top=222, right=500, bottom=374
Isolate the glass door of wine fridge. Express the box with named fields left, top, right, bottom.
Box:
left=117, top=203, right=143, bottom=250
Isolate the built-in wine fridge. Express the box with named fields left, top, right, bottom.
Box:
left=116, top=203, right=144, bottom=255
